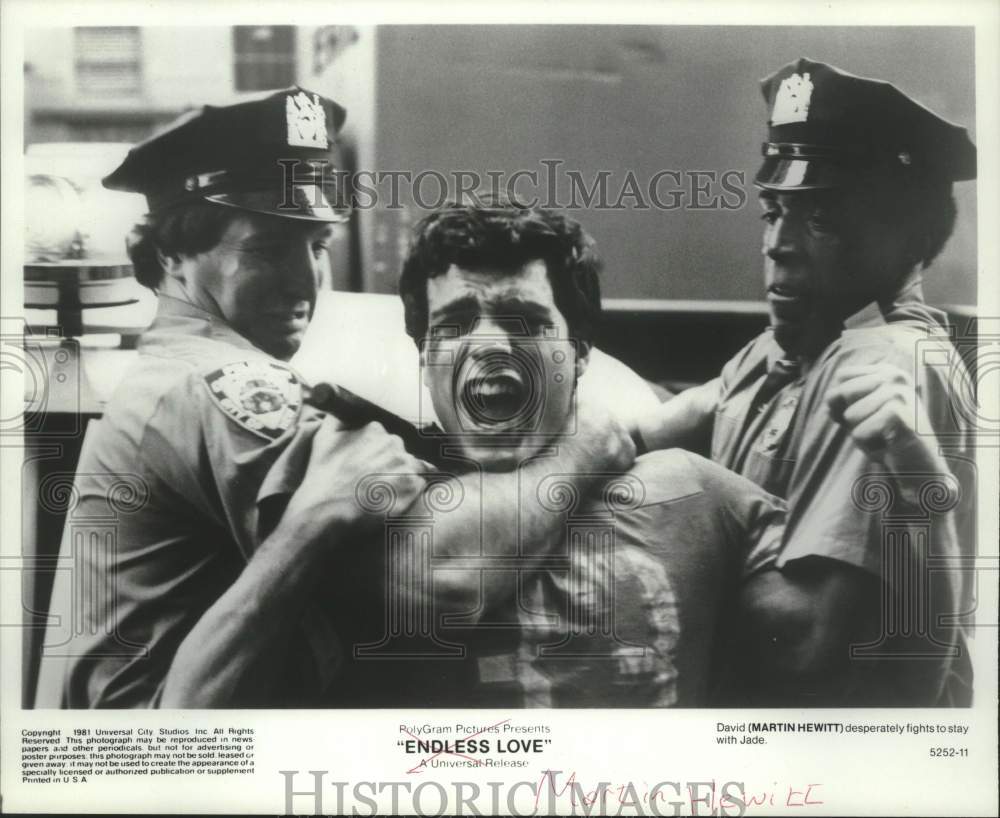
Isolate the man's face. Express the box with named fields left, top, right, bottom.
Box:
left=179, top=212, right=335, bottom=360
left=759, top=186, right=909, bottom=357
left=421, top=261, right=585, bottom=470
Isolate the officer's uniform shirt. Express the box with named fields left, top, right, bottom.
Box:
left=704, top=273, right=974, bottom=704
left=36, top=295, right=342, bottom=707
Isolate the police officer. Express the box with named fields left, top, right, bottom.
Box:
left=35, top=88, right=634, bottom=708
left=635, top=59, right=976, bottom=705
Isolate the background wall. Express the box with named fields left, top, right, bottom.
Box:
left=365, top=25, right=977, bottom=306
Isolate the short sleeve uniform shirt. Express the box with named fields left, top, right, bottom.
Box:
left=707, top=276, right=974, bottom=704
left=35, top=295, right=341, bottom=707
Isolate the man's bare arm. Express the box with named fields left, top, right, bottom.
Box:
left=632, top=377, right=720, bottom=455
left=733, top=560, right=885, bottom=705
left=414, top=399, right=637, bottom=614
left=160, top=420, right=425, bottom=708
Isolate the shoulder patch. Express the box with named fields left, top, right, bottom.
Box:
left=203, top=360, right=302, bottom=440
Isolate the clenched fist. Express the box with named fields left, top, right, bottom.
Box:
left=283, top=417, right=429, bottom=539
left=826, top=363, right=943, bottom=471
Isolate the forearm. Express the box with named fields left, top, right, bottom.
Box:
left=731, top=559, right=957, bottom=706
left=733, top=565, right=874, bottom=705
left=159, top=415, right=427, bottom=707
left=883, top=433, right=955, bottom=489
left=633, top=379, right=718, bottom=454
left=159, top=516, right=332, bottom=707
left=426, top=449, right=602, bottom=613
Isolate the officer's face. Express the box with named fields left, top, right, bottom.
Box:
left=421, top=261, right=585, bottom=470
left=759, top=187, right=909, bottom=357
left=182, top=213, right=334, bottom=360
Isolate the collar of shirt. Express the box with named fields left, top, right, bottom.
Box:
left=140, top=293, right=260, bottom=356
left=765, top=269, right=934, bottom=375
left=764, top=332, right=809, bottom=379
left=843, top=269, right=927, bottom=331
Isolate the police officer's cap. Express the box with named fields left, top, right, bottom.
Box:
left=103, top=87, right=349, bottom=222
left=755, top=58, right=976, bottom=191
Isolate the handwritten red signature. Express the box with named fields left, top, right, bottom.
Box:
left=532, top=770, right=824, bottom=813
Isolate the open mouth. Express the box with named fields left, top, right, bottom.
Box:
left=766, top=283, right=810, bottom=321
left=461, top=370, right=529, bottom=425
left=767, top=283, right=803, bottom=299
left=266, top=303, right=311, bottom=328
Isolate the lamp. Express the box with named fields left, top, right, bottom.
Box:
left=22, top=143, right=151, bottom=414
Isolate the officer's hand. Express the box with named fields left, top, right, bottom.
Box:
left=284, top=417, right=428, bottom=536
left=567, top=392, right=637, bottom=473
left=826, top=363, right=934, bottom=463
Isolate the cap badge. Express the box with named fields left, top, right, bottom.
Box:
left=286, top=91, right=329, bottom=149
left=771, top=72, right=813, bottom=126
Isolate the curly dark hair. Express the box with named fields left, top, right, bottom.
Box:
left=125, top=202, right=242, bottom=290
left=889, top=177, right=957, bottom=271
left=851, top=169, right=958, bottom=276
left=398, top=199, right=603, bottom=347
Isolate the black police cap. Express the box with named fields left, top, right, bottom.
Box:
left=103, top=87, right=349, bottom=221
left=755, top=58, right=977, bottom=190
